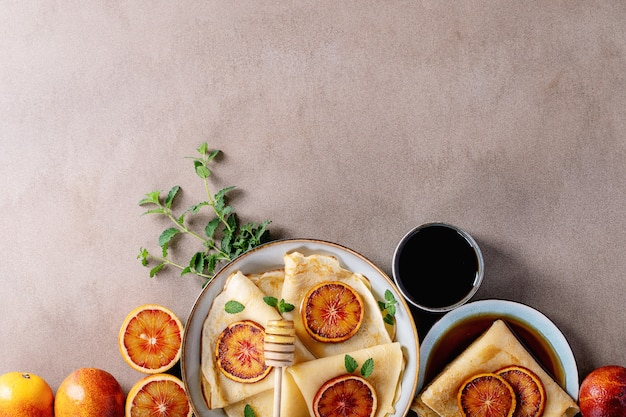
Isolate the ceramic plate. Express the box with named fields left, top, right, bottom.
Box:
left=417, top=299, right=579, bottom=400
left=181, top=238, right=420, bottom=417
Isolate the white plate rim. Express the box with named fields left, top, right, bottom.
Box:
left=417, top=298, right=579, bottom=400
left=181, top=238, right=420, bottom=417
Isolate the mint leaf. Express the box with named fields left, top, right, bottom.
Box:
left=165, top=186, right=180, bottom=209
left=263, top=296, right=278, bottom=307
left=225, top=300, right=245, bottom=314
left=360, top=358, right=374, bottom=378
left=278, top=299, right=295, bottom=313
left=149, top=263, right=165, bottom=278
left=189, top=252, right=205, bottom=274
left=344, top=355, right=358, bottom=373
left=244, top=404, right=256, bottom=417
left=158, top=228, right=180, bottom=248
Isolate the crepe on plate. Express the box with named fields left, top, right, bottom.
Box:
left=288, top=342, right=405, bottom=417
left=200, top=270, right=315, bottom=410
left=412, top=319, right=579, bottom=417
left=281, top=252, right=393, bottom=358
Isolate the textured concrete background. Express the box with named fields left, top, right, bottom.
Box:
left=1, top=0, right=624, bottom=408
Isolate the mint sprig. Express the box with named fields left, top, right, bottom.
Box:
left=344, top=354, right=374, bottom=378
left=378, top=289, right=398, bottom=325
left=263, top=296, right=295, bottom=314
left=137, top=143, right=271, bottom=287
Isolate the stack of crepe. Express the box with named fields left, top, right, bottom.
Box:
left=200, top=252, right=405, bottom=417
left=412, top=319, right=579, bottom=417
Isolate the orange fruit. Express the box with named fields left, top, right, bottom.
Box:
left=302, top=281, right=364, bottom=343
left=0, top=372, right=54, bottom=417
left=119, top=304, right=184, bottom=374
left=497, top=366, right=546, bottom=417
left=312, top=374, right=377, bottom=417
left=457, top=373, right=517, bottom=417
left=215, top=320, right=272, bottom=383
left=126, top=373, right=192, bottom=417
left=55, top=368, right=125, bottom=417
left=579, top=365, right=626, bottom=417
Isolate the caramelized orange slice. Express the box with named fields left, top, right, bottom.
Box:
left=118, top=304, right=184, bottom=374
left=497, top=366, right=546, bottom=417
left=215, top=320, right=272, bottom=383
left=126, top=373, right=192, bottom=417
left=313, top=374, right=377, bottom=417
left=302, top=281, right=364, bottom=343
left=458, top=373, right=516, bottom=417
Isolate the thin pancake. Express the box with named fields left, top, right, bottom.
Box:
left=201, top=270, right=314, bottom=409
left=413, top=319, right=579, bottom=417
left=280, top=252, right=392, bottom=358
left=288, top=342, right=404, bottom=417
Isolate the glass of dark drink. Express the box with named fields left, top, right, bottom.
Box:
left=392, top=222, right=484, bottom=313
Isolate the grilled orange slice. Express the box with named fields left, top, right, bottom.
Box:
left=497, top=366, right=546, bottom=417
left=302, top=281, right=364, bottom=343
left=215, top=320, right=272, bottom=383
left=126, top=373, right=192, bottom=417
left=313, top=374, right=377, bottom=417
left=118, top=304, right=184, bottom=374
left=458, top=373, right=517, bottom=417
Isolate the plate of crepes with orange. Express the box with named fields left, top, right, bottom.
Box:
left=181, top=239, right=420, bottom=417
left=412, top=299, right=580, bottom=417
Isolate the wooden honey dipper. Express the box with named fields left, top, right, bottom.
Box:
left=264, top=319, right=295, bottom=417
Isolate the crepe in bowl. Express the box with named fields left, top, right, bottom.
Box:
left=201, top=270, right=315, bottom=409
left=288, top=342, right=405, bottom=417
left=412, top=319, right=579, bottom=417
left=280, top=252, right=393, bottom=358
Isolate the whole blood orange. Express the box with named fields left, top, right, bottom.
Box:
left=119, top=304, right=184, bottom=374
left=0, top=372, right=54, bottom=417
left=126, top=373, right=192, bottom=417
left=302, top=281, right=364, bottom=343
left=312, top=374, right=377, bottom=417
left=54, top=368, right=125, bottom=417
left=215, top=320, right=272, bottom=383
left=458, top=373, right=516, bottom=417
left=579, top=365, right=626, bottom=417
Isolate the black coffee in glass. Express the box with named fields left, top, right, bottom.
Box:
left=393, top=223, right=482, bottom=312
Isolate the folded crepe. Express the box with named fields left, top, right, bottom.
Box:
left=288, top=342, right=405, bottom=417
left=223, top=367, right=310, bottom=417
left=412, top=319, right=579, bottom=417
left=281, top=252, right=392, bottom=358
left=201, top=271, right=315, bottom=409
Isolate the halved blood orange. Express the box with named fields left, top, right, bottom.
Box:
left=126, top=373, right=192, bottom=417
left=458, top=373, right=517, bottom=417
left=313, top=374, right=377, bottom=417
left=302, top=281, right=364, bottom=343
left=118, top=304, right=184, bottom=374
left=215, top=320, right=272, bottom=383
left=497, top=366, right=546, bottom=417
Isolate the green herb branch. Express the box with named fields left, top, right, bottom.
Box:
left=137, top=143, right=271, bottom=287
left=378, top=289, right=398, bottom=325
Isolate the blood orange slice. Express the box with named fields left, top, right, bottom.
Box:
left=126, top=373, right=192, bottom=417
left=118, top=304, right=184, bottom=374
left=458, top=373, right=517, bottom=417
left=215, top=320, right=272, bottom=383
left=302, top=281, right=364, bottom=343
left=313, top=374, right=377, bottom=417
left=497, top=366, right=546, bottom=417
